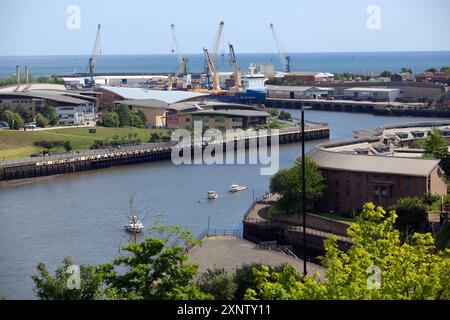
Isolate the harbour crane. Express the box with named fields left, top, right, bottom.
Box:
left=168, top=23, right=189, bottom=90
left=270, top=23, right=293, bottom=73
left=228, top=43, right=242, bottom=91
left=210, top=21, right=225, bottom=69
left=85, top=24, right=101, bottom=87
left=203, top=47, right=220, bottom=91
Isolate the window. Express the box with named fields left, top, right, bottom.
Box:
left=356, top=182, right=362, bottom=189
left=335, top=180, right=340, bottom=187
left=405, top=186, right=411, bottom=194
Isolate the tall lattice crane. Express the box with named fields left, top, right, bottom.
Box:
left=203, top=47, right=220, bottom=91
left=86, top=24, right=101, bottom=87
left=168, top=24, right=189, bottom=90
left=270, top=23, right=293, bottom=73
left=210, top=21, right=224, bottom=70
left=228, top=43, right=242, bottom=91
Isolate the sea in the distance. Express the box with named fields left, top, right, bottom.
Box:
left=0, top=51, right=449, bottom=77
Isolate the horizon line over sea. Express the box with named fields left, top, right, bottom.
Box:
left=0, top=51, right=449, bottom=77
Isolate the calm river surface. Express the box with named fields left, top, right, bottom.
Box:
left=0, top=110, right=445, bottom=299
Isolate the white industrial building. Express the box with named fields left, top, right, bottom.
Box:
left=344, top=87, right=401, bottom=102
left=267, top=85, right=334, bottom=99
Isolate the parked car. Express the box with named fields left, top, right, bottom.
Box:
left=0, top=121, right=10, bottom=130
left=25, top=122, right=37, bottom=129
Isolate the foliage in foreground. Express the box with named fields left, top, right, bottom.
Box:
left=32, top=224, right=211, bottom=300
left=245, top=203, right=450, bottom=300
left=32, top=204, right=450, bottom=300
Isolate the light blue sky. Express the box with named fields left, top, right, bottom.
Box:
left=1, top=0, right=449, bottom=55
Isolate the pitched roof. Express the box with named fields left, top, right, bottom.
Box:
left=307, top=148, right=441, bottom=177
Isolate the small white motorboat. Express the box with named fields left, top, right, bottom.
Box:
left=207, top=191, right=219, bottom=199
left=228, top=184, right=247, bottom=193
left=124, top=215, right=144, bottom=233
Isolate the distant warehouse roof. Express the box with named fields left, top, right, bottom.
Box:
left=0, top=91, right=91, bottom=105
left=308, top=148, right=441, bottom=177
left=188, top=109, right=270, bottom=118
left=100, top=85, right=209, bottom=104
left=344, top=87, right=400, bottom=93
left=0, top=83, right=67, bottom=93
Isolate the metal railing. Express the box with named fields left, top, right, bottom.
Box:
left=1, top=125, right=329, bottom=168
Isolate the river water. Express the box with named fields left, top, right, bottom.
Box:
left=0, top=110, right=445, bottom=299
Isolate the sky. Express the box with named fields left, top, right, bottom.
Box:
left=0, top=0, right=449, bottom=56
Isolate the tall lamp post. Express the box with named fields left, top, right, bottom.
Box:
left=301, top=108, right=307, bottom=276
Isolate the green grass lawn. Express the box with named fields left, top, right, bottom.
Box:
left=263, top=203, right=355, bottom=225
left=0, top=127, right=171, bottom=160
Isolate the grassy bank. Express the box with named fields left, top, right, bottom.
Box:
left=0, top=127, right=171, bottom=160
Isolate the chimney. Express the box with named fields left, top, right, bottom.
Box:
left=16, top=65, right=20, bottom=84
left=25, top=66, right=29, bottom=84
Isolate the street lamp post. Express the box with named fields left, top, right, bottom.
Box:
left=301, top=108, right=307, bottom=276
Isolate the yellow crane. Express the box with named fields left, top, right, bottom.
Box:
left=228, top=43, right=241, bottom=91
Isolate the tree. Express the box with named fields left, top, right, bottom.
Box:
left=380, top=70, right=393, bottom=78
left=196, top=269, right=237, bottom=300
left=401, top=68, right=413, bottom=74
left=32, top=224, right=212, bottom=300
left=279, top=111, right=292, bottom=121
left=270, top=158, right=326, bottom=213
left=136, top=110, right=147, bottom=126
left=40, top=105, right=58, bottom=126
left=425, top=68, right=438, bottom=73
left=117, top=104, right=131, bottom=127
left=63, top=141, right=72, bottom=152
left=245, top=203, right=450, bottom=300
left=149, top=132, right=161, bottom=142
left=1, top=110, right=24, bottom=129
left=436, top=221, right=450, bottom=250
left=267, top=108, right=279, bottom=118
left=440, top=66, right=450, bottom=74
left=388, top=197, right=428, bottom=233
left=32, top=257, right=104, bottom=300
left=97, top=224, right=211, bottom=300
left=100, top=112, right=119, bottom=127
left=35, top=113, right=49, bottom=128
left=423, top=128, right=449, bottom=159
left=129, top=111, right=144, bottom=128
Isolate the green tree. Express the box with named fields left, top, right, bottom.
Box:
left=279, top=111, right=292, bottom=121
left=270, top=158, right=326, bottom=213
left=380, top=70, right=393, bottom=78
left=136, top=110, right=147, bottom=126
left=196, top=269, right=237, bottom=300
left=35, top=113, right=49, bottom=128
left=100, top=112, right=119, bottom=127
left=425, top=68, right=438, bottom=73
left=401, top=68, right=413, bottom=74
left=149, top=132, right=161, bottom=142
left=129, top=110, right=144, bottom=128
left=117, top=104, right=131, bottom=127
left=267, top=108, right=279, bottom=118
left=436, top=221, right=450, bottom=250
left=97, top=224, right=211, bottom=300
left=245, top=203, right=450, bottom=300
left=2, top=111, right=24, bottom=129
left=63, top=141, right=72, bottom=152
left=388, top=197, right=428, bottom=233
left=40, top=105, right=58, bottom=126
left=423, top=128, right=449, bottom=159
left=32, top=257, right=104, bottom=300
left=440, top=66, right=450, bottom=74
